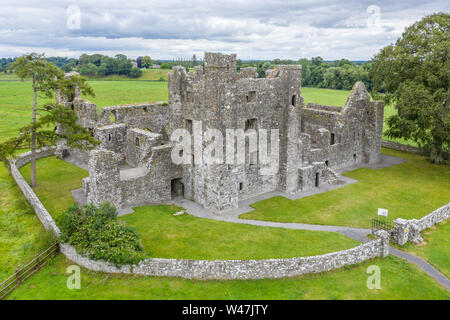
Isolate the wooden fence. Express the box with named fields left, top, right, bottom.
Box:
left=0, top=242, right=59, bottom=300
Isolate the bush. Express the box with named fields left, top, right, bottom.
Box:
left=56, top=203, right=146, bottom=266
left=129, top=67, right=142, bottom=78
left=160, top=62, right=170, bottom=69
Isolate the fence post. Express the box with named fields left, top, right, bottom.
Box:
left=15, top=269, right=21, bottom=284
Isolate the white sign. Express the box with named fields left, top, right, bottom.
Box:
left=378, top=208, right=388, bottom=217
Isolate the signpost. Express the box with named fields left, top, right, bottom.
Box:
left=377, top=208, right=388, bottom=223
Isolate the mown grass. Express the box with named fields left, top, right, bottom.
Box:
left=0, top=81, right=168, bottom=141
left=121, top=205, right=359, bottom=260
left=394, top=220, right=449, bottom=279
left=7, top=254, right=449, bottom=300
left=241, top=148, right=450, bottom=229
left=19, top=156, right=89, bottom=219
left=0, top=164, right=54, bottom=280
left=1, top=79, right=447, bottom=299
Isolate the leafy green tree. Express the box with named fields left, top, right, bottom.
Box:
left=129, top=67, right=142, bottom=78
left=370, top=13, right=449, bottom=163
left=160, top=62, right=170, bottom=69
left=5, top=55, right=98, bottom=186
left=9, top=53, right=63, bottom=187
left=141, top=56, right=152, bottom=69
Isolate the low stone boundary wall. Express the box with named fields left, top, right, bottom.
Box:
left=62, top=231, right=389, bottom=280
left=381, top=140, right=423, bottom=155
left=10, top=147, right=60, bottom=235
left=10, top=148, right=390, bottom=280
left=392, top=203, right=450, bottom=245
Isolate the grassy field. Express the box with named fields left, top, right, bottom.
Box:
left=241, top=148, right=450, bottom=229
left=121, top=205, right=359, bottom=260
left=0, top=164, right=52, bottom=280
left=7, top=254, right=449, bottom=300
left=1, top=79, right=409, bottom=144
left=19, top=157, right=89, bottom=218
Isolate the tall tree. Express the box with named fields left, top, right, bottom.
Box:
left=141, top=56, right=152, bottom=69
left=370, top=13, right=449, bottom=164
left=10, top=53, right=63, bottom=187
left=7, top=55, right=98, bottom=186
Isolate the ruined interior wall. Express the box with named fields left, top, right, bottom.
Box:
left=119, top=144, right=181, bottom=206
left=300, top=82, right=382, bottom=171
left=125, top=129, right=163, bottom=168
left=99, top=103, right=169, bottom=135
left=95, top=124, right=128, bottom=163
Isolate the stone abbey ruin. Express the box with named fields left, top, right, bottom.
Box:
left=55, top=52, right=384, bottom=215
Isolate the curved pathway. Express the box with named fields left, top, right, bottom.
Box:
left=176, top=198, right=450, bottom=291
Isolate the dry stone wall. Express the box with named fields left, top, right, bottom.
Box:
left=392, top=203, right=450, bottom=245
left=381, top=140, right=423, bottom=155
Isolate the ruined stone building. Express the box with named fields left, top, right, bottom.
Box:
left=56, top=52, right=384, bottom=215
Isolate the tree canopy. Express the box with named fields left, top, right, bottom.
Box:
left=370, top=12, right=449, bottom=163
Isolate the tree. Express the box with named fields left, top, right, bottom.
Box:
left=5, top=55, right=98, bottom=186
left=370, top=13, right=449, bottom=164
left=9, top=53, right=63, bottom=187
left=160, top=62, right=170, bottom=69
left=129, top=67, right=142, bottom=78
left=141, top=56, right=152, bottom=69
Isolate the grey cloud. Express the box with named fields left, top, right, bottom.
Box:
left=0, top=0, right=448, bottom=59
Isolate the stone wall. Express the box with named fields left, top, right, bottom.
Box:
left=9, top=147, right=60, bottom=235
left=392, top=203, right=450, bottom=245
left=61, top=231, right=390, bottom=280
left=381, top=140, right=423, bottom=155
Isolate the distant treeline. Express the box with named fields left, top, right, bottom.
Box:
left=1, top=54, right=373, bottom=90
left=237, top=57, right=373, bottom=91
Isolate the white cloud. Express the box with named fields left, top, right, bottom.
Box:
left=0, top=0, right=448, bottom=60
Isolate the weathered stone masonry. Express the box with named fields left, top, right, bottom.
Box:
left=56, top=52, right=384, bottom=215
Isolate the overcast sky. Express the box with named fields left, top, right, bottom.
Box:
left=0, top=0, right=448, bottom=60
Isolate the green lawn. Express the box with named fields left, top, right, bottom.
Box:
left=395, top=220, right=449, bottom=279
left=241, top=148, right=450, bottom=229
left=0, top=81, right=168, bottom=141
left=121, top=205, right=359, bottom=260
left=1, top=80, right=410, bottom=145
left=19, top=157, right=89, bottom=219
left=7, top=254, right=449, bottom=300
left=0, top=163, right=52, bottom=280
left=1, top=79, right=448, bottom=299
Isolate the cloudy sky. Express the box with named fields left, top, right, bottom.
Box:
left=0, top=0, right=448, bottom=60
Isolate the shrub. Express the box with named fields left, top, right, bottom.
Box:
left=129, top=67, right=142, bottom=78
left=56, top=203, right=146, bottom=266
